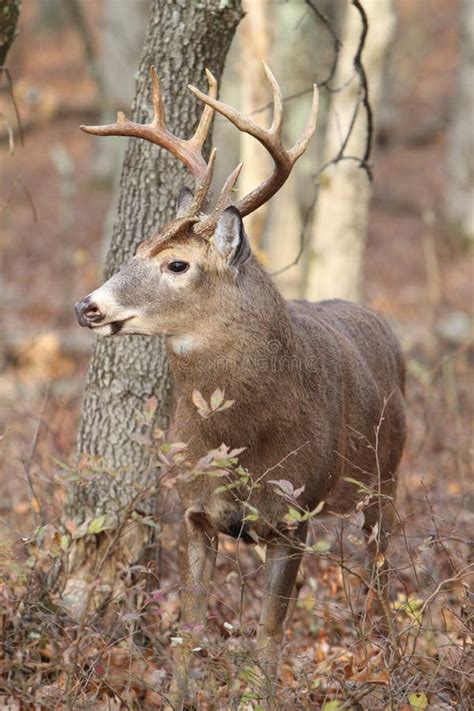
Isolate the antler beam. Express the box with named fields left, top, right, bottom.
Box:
left=188, top=61, right=319, bottom=219
left=81, top=67, right=217, bottom=184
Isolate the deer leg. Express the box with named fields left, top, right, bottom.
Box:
left=166, top=510, right=218, bottom=711
left=254, top=525, right=307, bottom=708
left=362, top=501, right=397, bottom=647
left=254, top=543, right=306, bottom=626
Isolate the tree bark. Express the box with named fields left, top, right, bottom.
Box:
left=305, top=0, right=395, bottom=303
left=64, top=0, right=242, bottom=618
left=0, top=0, right=20, bottom=67
left=444, top=0, right=474, bottom=245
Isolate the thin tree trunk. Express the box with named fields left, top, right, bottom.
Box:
left=0, top=0, right=21, bottom=308
left=267, top=172, right=303, bottom=297
left=0, top=0, right=20, bottom=67
left=305, top=0, right=395, bottom=303
left=93, top=0, right=150, bottom=182
left=445, top=0, right=474, bottom=245
left=238, top=0, right=270, bottom=251
left=265, top=0, right=331, bottom=298
left=64, top=0, right=242, bottom=618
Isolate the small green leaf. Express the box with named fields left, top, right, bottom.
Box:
left=343, top=476, right=372, bottom=494
left=51, top=456, right=72, bottom=472
left=88, top=515, right=107, bottom=535
left=284, top=506, right=302, bottom=523
left=142, top=518, right=161, bottom=529
left=322, top=701, right=341, bottom=711
left=313, top=500, right=325, bottom=515
left=214, top=482, right=240, bottom=494
left=408, top=692, right=428, bottom=710
left=243, top=505, right=259, bottom=522
left=312, top=540, right=330, bottom=554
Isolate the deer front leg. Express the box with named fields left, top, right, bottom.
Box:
left=166, top=510, right=218, bottom=711
left=254, top=525, right=307, bottom=708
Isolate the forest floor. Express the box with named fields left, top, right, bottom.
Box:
left=0, top=1, right=472, bottom=709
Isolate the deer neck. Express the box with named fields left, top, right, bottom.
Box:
left=166, top=261, right=296, bottom=399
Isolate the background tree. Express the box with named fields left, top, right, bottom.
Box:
left=0, top=0, right=20, bottom=319
left=63, top=0, right=242, bottom=617
left=305, top=0, right=396, bottom=302
left=238, top=0, right=270, bottom=252
left=94, top=0, right=150, bottom=182
left=444, top=0, right=474, bottom=245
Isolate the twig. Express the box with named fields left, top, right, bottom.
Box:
left=351, top=0, right=374, bottom=167
left=271, top=0, right=374, bottom=278
left=0, top=65, right=23, bottom=147
left=305, top=0, right=341, bottom=89
left=1, top=173, right=38, bottom=223
left=21, top=381, right=51, bottom=527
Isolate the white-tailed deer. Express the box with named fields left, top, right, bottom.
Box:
left=75, top=65, right=406, bottom=709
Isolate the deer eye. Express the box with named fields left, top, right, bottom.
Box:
left=167, top=260, right=189, bottom=274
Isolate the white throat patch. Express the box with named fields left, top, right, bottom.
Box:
left=169, top=334, right=199, bottom=355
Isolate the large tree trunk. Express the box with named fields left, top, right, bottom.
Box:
left=305, top=0, right=396, bottom=302
left=444, top=0, right=474, bottom=245
left=64, top=0, right=242, bottom=618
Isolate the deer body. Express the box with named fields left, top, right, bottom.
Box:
left=75, top=67, right=406, bottom=709
left=168, top=257, right=405, bottom=542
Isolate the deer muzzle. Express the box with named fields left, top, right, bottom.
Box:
left=74, top=295, right=105, bottom=327
left=74, top=282, right=138, bottom=336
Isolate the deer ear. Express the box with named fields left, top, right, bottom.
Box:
left=214, top=206, right=251, bottom=268
left=175, top=187, right=194, bottom=217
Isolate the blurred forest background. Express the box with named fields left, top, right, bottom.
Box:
left=0, top=0, right=472, bottom=709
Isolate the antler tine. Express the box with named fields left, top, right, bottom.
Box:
left=188, top=63, right=319, bottom=218
left=190, top=69, right=218, bottom=150
left=150, top=66, right=166, bottom=128
left=195, top=162, right=243, bottom=234
left=262, top=61, right=283, bottom=138
left=212, top=162, right=243, bottom=214
left=186, top=147, right=217, bottom=217
left=81, top=67, right=218, bottom=185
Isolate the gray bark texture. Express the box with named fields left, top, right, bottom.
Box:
left=0, top=0, right=20, bottom=66
left=73, top=0, right=242, bottom=522
left=63, top=0, right=242, bottom=619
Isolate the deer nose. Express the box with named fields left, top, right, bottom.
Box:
left=74, top=297, right=105, bottom=327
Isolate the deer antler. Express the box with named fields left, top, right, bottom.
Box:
left=81, top=65, right=318, bottom=237
left=189, top=61, right=319, bottom=228
left=80, top=67, right=217, bottom=212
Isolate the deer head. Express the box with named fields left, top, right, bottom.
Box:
left=75, top=64, right=318, bottom=342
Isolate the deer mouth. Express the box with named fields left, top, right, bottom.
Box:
left=90, top=316, right=135, bottom=336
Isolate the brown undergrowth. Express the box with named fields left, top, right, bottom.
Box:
left=0, top=344, right=472, bottom=709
